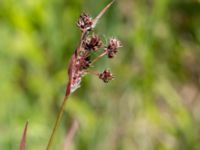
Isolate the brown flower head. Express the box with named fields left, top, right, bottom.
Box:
left=77, top=13, right=93, bottom=31
left=105, top=38, right=122, bottom=58
left=99, top=69, right=114, bottom=83
left=83, top=34, right=102, bottom=51
left=79, top=56, right=91, bottom=70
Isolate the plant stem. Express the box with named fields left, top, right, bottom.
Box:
left=46, top=94, right=69, bottom=150
left=46, top=32, right=85, bottom=150
left=85, top=70, right=99, bottom=76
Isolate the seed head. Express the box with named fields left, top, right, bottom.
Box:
left=79, top=56, right=91, bottom=70
left=99, top=69, right=114, bottom=83
left=83, top=34, right=102, bottom=51
left=77, top=13, right=93, bottom=31
left=105, top=38, right=122, bottom=58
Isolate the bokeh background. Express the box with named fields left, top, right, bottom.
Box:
left=1, top=0, right=200, bottom=149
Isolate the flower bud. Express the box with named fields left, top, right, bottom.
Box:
left=77, top=13, right=93, bottom=31
left=105, top=38, right=122, bottom=58
left=80, top=56, right=91, bottom=70
left=83, top=34, right=102, bottom=51
left=99, top=69, right=114, bottom=83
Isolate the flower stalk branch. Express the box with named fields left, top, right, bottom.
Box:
left=90, top=51, right=107, bottom=66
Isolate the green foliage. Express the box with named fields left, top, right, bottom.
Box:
left=0, top=0, right=200, bottom=149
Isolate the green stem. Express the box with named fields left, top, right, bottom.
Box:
left=46, top=94, right=69, bottom=150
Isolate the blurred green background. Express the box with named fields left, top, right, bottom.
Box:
left=1, top=0, right=200, bottom=149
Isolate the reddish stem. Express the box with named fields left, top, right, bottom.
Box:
left=20, top=122, right=28, bottom=150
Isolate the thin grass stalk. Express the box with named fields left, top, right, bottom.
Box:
left=46, top=31, right=87, bottom=150
left=46, top=94, right=69, bottom=150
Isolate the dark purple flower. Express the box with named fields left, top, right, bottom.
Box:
left=83, top=34, right=102, bottom=51
left=77, top=13, right=93, bottom=31
left=79, top=56, right=91, bottom=70
left=99, top=69, right=114, bottom=83
left=105, top=38, right=122, bottom=58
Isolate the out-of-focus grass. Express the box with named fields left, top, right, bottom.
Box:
left=1, top=0, right=200, bottom=149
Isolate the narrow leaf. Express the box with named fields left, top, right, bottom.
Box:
left=62, top=120, right=79, bottom=150
left=20, top=122, right=28, bottom=150
left=92, top=0, right=115, bottom=28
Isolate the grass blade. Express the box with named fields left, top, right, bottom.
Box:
left=20, top=121, right=28, bottom=150
left=62, top=120, right=79, bottom=150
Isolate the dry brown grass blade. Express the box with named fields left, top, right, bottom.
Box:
left=92, top=0, right=115, bottom=28
left=20, top=122, right=28, bottom=150
left=62, top=120, right=79, bottom=150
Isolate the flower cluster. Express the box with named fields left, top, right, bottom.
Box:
left=99, top=69, right=114, bottom=83
left=83, top=34, right=102, bottom=51
left=77, top=13, right=93, bottom=31
left=66, top=1, right=122, bottom=95
left=105, top=38, right=122, bottom=58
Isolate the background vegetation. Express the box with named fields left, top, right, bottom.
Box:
left=1, top=0, right=200, bottom=149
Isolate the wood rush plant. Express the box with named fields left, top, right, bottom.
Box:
left=20, top=1, right=122, bottom=149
